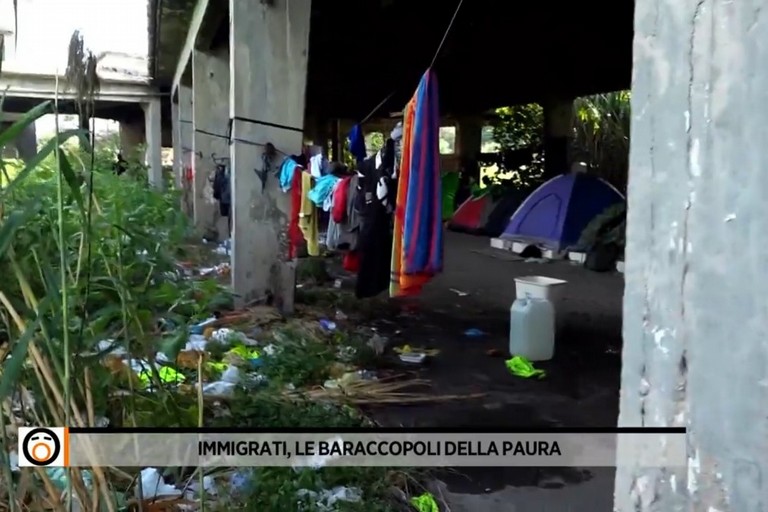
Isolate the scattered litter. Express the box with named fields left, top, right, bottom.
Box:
left=297, top=486, right=362, bottom=511
left=136, top=468, right=181, bottom=498
left=214, top=239, right=231, bottom=256
left=394, top=345, right=440, bottom=357
left=188, top=475, right=218, bottom=496
left=449, top=288, right=469, bottom=297
left=410, top=492, right=439, bottom=512
left=220, top=365, right=242, bottom=384
left=367, top=334, right=389, bottom=355
left=199, top=262, right=231, bottom=277
left=292, top=436, right=345, bottom=470
left=324, top=370, right=377, bottom=389
left=724, top=213, right=736, bottom=223
left=335, top=309, right=348, bottom=321
left=319, top=319, right=337, bottom=331
left=336, top=345, right=357, bottom=362
left=334, top=279, right=343, bottom=289
left=229, top=470, right=253, bottom=493
left=505, top=356, right=547, bottom=379
left=199, top=381, right=237, bottom=397
left=464, top=328, right=486, bottom=337
left=190, top=317, right=218, bottom=335
left=399, top=353, right=426, bottom=364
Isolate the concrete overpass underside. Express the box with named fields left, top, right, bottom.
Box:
left=151, top=1, right=768, bottom=510
left=155, top=0, right=634, bottom=118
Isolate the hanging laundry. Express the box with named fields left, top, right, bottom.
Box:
left=347, top=124, right=367, bottom=163
left=325, top=178, right=358, bottom=251
left=279, top=157, right=300, bottom=192
left=391, top=69, right=443, bottom=297
left=308, top=174, right=341, bottom=207
left=332, top=176, right=352, bottom=223
left=343, top=251, right=360, bottom=272
left=288, top=168, right=305, bottom=259
left=309, top=153, right=326, bottom=178
left=355, top=139, right=397, bottom=299
left=298, top=172, right=320, bottom=256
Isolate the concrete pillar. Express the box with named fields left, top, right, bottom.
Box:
left=172, top=99, right=181, bottom=189
left=456, top=116, right=482, bottom=180
left=119, top=119, right=145, bottom=159
left=144, top=99, right=163, bottom=190
left=178, top=85, right=194, bottom=217
left=192, top=49, right=230, bottom=239
left=615, top=1, right=768, bottom=510
left=542, top=98, right=573, bottom=178
left=229, top=0, right=311, bottom=308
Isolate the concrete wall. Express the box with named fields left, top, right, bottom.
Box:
left=615, top=0, right=767, bottom=510
left=192, top=48, right=230, bottom=239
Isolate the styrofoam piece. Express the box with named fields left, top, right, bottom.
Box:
left=568, top=252, right=587, bottom=263
left=490, top=238, right=507, bottom=250
left=399, top=353, right=426, bottom=364
left=512, top=241, right=528, bottom=253
left=514, top=275, right=567, bottom=302
left=616, top=261, right=625, bottom=273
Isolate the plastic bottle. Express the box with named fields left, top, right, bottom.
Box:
left=509, top=296, right=555, bottom=361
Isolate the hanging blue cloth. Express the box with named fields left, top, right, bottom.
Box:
left=279, top=157, right=300, bottom=192
left=308, top=174, right=341, bottom=207
left=347, top=124, right=367, bottom=163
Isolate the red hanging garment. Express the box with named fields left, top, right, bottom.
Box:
left=343, top=251, right=360, bottom=272
left=332, top=176, right=351, bottom=223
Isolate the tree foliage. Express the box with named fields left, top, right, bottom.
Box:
left=487, top=91, right=631, bottom=191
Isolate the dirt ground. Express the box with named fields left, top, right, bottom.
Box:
left=365, top=232, right=625, bottom=511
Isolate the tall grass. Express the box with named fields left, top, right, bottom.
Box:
left=0, top=103, right=226, bottom=510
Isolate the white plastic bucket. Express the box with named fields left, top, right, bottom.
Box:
left=514, top=275, right=567, bottom=303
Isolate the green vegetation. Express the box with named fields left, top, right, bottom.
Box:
left=480, top=92, right=631, bottom=192
left=0, top=101, right=421, bottom=510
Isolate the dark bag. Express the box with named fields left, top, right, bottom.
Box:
left=212, top=165, right=226, bottom=201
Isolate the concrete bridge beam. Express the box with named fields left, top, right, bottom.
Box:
left=229, top=0, right=312, bottom=310
left=192, top=48, right=229, bottom=240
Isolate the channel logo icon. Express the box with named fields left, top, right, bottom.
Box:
left=18, top=427, right=68, bottom=467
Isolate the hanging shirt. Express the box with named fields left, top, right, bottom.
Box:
left=279, top=158, right=300, bottom=192
left=298, top=172, right=320, bottom=256
left=308, top=174, right=341, bottom=207
left=309, top=154, right=326, bottom=179
left=347, top=124, right=367, bottom=163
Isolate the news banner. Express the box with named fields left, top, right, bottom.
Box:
left=17, top=427, right=687, bottom=468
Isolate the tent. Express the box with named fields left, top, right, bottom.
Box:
left=448, top=187, right=532, bottom=236
left=501, top=173, right=625, bottom=251
left=482, top=187, right=532, bottom=237
left=448, top=193, right=496, bottom=233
